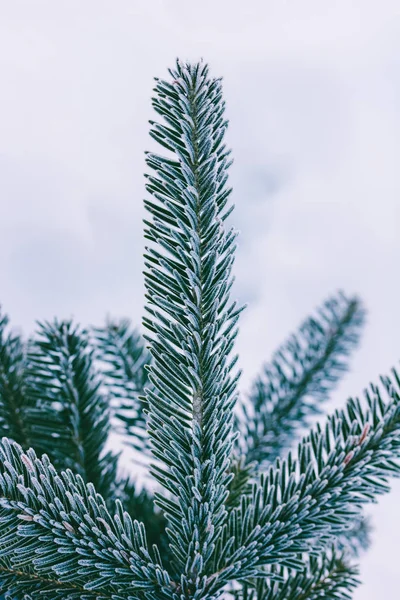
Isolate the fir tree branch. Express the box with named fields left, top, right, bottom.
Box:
left=212, top=370, right=400, bottom=589
left=0, top=559, right=113, bottom=599
left=0, top=57, right=397, bottom=600
left=117, top=479, right=168, bottom=558
left=227, top=457, right=255, bottom=509
left=0, top=439, right=172, bottom=600
left=24, top=320, right=118, bottom=500
left=0, top=310, right=29, bottom=447
left=239, top=292, right=365, bottom=468
left=236, top=550, right=359, bottom=600
left=143, top=59, right=244, bottom=588
left=93, top=318, right=151, bottom=455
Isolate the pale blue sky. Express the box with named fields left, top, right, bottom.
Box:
left=1, top=2, right=400, bottom=597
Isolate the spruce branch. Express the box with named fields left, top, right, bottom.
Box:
left=0, top=58, right=399, bottom=600
left=227, top=456, right=255, bottom=509
left=0, top=558, right=112, bottom=599
left=0, top=310, right=29, bottom=447
left=239, top=292, right=365, bottom=469
left=143, top=59, right=244, bottom=588
left=235, top=549, right=359, bottom=600
left=0, top=438, right=172, bottom=600
left=25, top=320, right=118, bottom=500
left=93, top=318, right=151, bottom=455
left=215, top=371, right=400, bottom=586
left=117, top=479, right=169, bottom=558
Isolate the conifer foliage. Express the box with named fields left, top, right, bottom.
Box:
left=0, top=59, right=399, bottom=599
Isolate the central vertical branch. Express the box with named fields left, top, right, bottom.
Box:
left=193, top=390, right=203, bottom=427
left=143, top=60, right=244, bottom=597
left=189, top=84, right=204, bottom=434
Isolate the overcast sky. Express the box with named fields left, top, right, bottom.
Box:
left=1, top=1, right=400, bottom=597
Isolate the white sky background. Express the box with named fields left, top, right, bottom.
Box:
left=0, top=1, right=400, bottom=597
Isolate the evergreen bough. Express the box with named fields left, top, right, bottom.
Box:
left=0, top=59, right=398, bottom=599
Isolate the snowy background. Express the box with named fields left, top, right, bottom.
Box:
left=1, top=1, right=399, bottom=597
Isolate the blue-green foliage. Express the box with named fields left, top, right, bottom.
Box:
left=0, top=60, right=398, bottom=600
left=93, top=318, right=151, bottom=456
left=0, top=440, right=171, bottom=600
left=234, top=549, right=359, bottom=600
left=0, top=313, right=28, bottom=446
left=143, top=60, right=244, bottom=587
left=24, top=320, right=118, bottom=500
left=239, top=292, right=365, bottom=468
